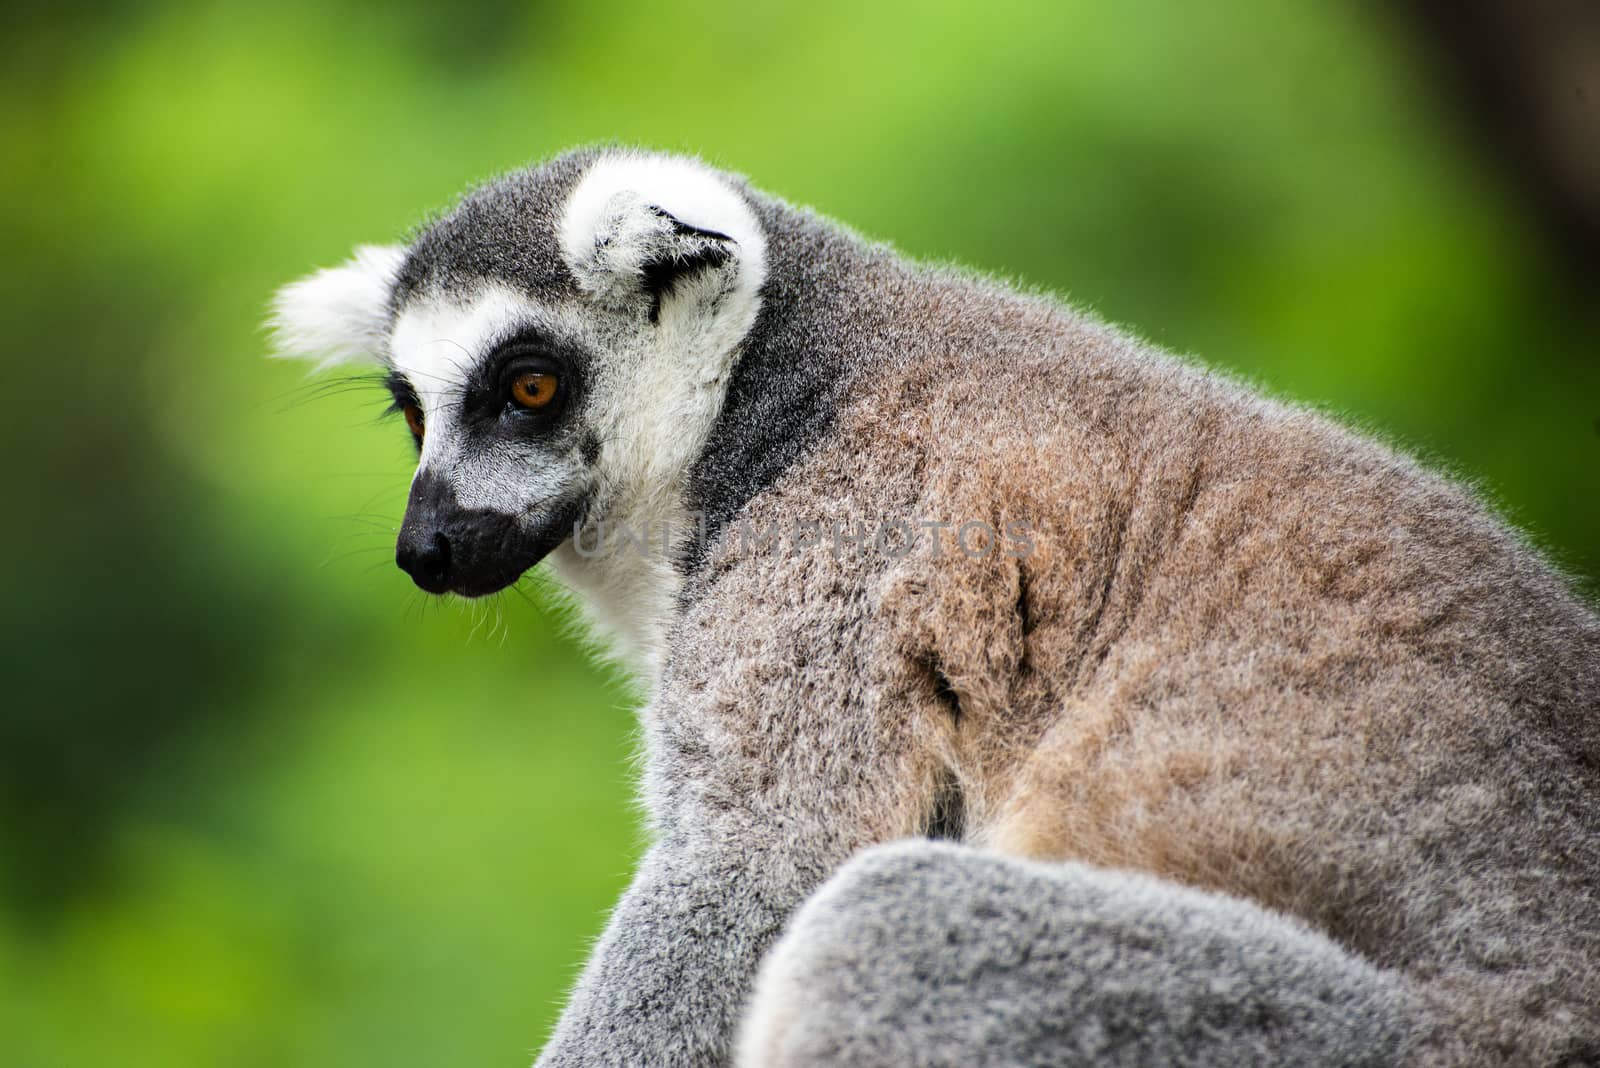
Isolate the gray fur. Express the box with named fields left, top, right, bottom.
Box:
left=389, top=148, right=601, bottom=314
left=740, top=840, right=1413, bottom=1067
left=273, top=147, right=1600, bottom=1067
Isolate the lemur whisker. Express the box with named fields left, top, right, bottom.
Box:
left=268, top=371, right=390, bottom=410
left=317, top=545, right=393, bottom=569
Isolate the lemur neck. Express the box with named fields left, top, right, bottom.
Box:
left=546, top=526, right=682, bottom=682
left=684, top=200, right=892, bottom=566
left=548, top=201, right=895, bottom=685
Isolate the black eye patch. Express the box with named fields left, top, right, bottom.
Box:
left=481, top=327, right=580, bottom=379
left=463, top=326, right=590, bottom=421
left=382, top=370, right=419, bottom=412
left=376, top=326, right=589, bottom=436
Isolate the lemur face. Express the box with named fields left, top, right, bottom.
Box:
left=383, top=286, right=594, bottom=595
left=272, top=152, right=768, bottom=598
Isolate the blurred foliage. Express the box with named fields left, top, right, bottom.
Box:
left=1, top=1, right=1596, bottom=1065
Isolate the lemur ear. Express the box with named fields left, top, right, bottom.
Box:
left=558, top=156, right=767, bottom=324
left=637, top=206, right=735, bottom=322
left=564, top=189, right=738, bottom=319
left=269, top=244, right=405, bottom=368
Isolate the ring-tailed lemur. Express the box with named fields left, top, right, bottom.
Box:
left=272, top=148, right=1600, bottom=1066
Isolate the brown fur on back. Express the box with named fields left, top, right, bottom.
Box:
left=678, top=270, right=1600, bottom=1065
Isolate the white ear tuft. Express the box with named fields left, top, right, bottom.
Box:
left=269, top=244, right=406, bottom=368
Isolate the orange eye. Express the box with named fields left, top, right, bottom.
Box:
left=402, top=403, right=424, bottom=441
left=510, top=371, right=559, bottom=410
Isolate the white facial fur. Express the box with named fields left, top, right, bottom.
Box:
left=275, top=153, right=769, bottom=677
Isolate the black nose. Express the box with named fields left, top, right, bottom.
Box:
left=397, top=529, right=452, bottom=593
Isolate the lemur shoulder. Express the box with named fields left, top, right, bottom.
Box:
left=273, top=147, right=1600, bottom=1067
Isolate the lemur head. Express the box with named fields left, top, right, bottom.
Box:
left=271, top=150, right=768, bottom=602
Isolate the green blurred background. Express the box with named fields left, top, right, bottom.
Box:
left=2, top=2, right=1597, bottom=1065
